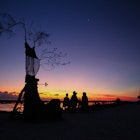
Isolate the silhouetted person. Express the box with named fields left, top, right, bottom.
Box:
left=70, top=91, right=78, bottom=112
left=115, top=98, right=121, bottom=105
left=63, top=93, right=70, bottom=111
left=81, top=92, right=88, bottom=112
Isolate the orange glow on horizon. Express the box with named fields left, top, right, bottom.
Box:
left=38, top=88, right=137, bottom=102
left=1, top=84, right=138, bottom=102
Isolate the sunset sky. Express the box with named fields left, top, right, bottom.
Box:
left=0, top=0, right=140, bottom=101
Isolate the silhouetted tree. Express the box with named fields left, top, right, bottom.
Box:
left=1, top=12, right=68, bottom=120
left=0, top=13, right=16, bottom=36
left=0, top=12, right=70, bottom=70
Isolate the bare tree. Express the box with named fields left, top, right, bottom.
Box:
left=0, top=12, right=70, bottom=71
left=0, top=13, right=17, bottom=36
left=0, top=13, right=69, bottom=118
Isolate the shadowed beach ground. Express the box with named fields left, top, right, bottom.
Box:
left=0, top=103, right=140, bottom=140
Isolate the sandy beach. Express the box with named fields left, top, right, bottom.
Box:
left=0, top=103, right=140, bottom=140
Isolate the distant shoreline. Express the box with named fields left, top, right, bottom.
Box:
left=0, top=99, right=136, bottom=104
left=0, top=99, right=137, bottom=113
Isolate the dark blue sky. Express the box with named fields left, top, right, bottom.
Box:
left=0, top=0, right=140, bottom=100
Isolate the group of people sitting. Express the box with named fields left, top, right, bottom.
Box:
left=63, top=91, right=88, bottom=112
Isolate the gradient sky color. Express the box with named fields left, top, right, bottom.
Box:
left=0, top=0, right=140, bottom=101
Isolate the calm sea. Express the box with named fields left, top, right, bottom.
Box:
left=0, top=102, right=94, bottom=112
left=0, top=102, right=70, bottom=112
left=0, top=103, right=15, bottom=112
left=0, top=101, right=112, bottom=112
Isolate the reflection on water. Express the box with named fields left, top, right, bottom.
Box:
left=0, top=101, right=116, bottom=112
left=0, top=103, right=15, bottom=112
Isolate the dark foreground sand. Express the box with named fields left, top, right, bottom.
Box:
left=0, top=103, right=140, bottom=140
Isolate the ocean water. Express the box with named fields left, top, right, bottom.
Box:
left=0, top=102, right=68, bottom=112
left=0, top=103, right=15, bottom=112
left=0, top=101, right=113, bottom=112
left=0, top=102, right=93, bottom=112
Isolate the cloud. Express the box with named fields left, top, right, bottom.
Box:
left=0, top=91, right=18, bottom=100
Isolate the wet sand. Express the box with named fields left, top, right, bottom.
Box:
left=0, top=103, right=140, bottom=140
